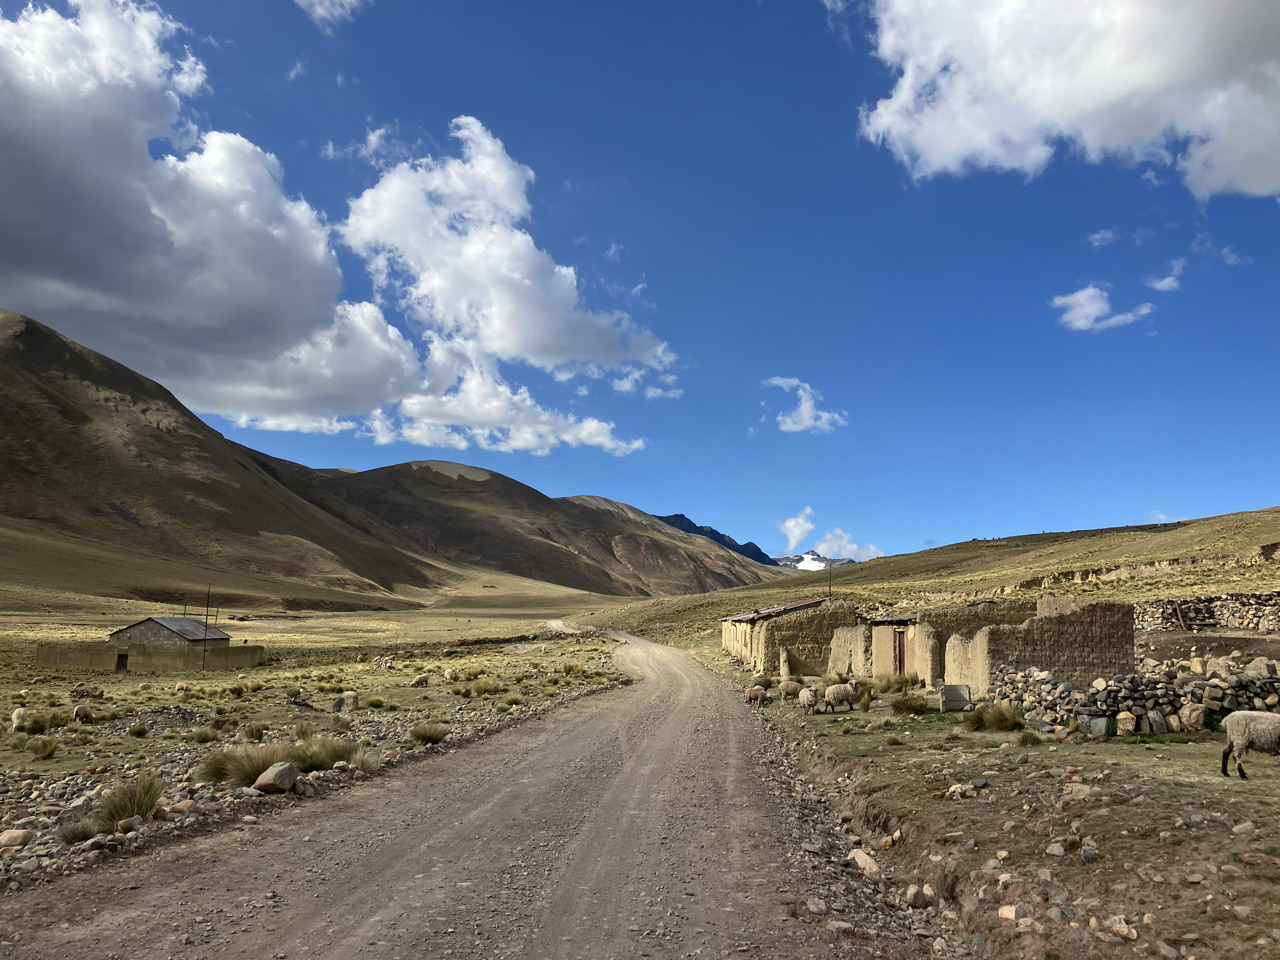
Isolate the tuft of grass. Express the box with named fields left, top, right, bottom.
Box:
left=410, top=722, right=449, bottom=745
left=884, top=734, right=903, bottom=746
left=290, top=736, right=357, bottom=773
left=243, top=722, right=268, bottom=742
left=351, top=745, right=382, bottom=774
left=366, top=696, right=385, bottom=709
left=9, top=733, right=28, bottom=751
left=57, top=819, right=96, bottom=847
left=471, top=677, right=501, bottom=696
left=92, top=771, right=165, bottom=833
left=197, top=743, right=290, bottom=787
left=891, top=694, right=929, bottom=716
left=294, top=721, right=318, bottom=740
left=188, top=727, right=219, bottom=744
left=560, top=662, right=585, bottom=677
left=285, top=687, right=302, bottom=700
left=1019, top=730, right=1044, bottom=747
left=248, top=681, right=264, bottom=693
left=753, top=675, right=776, bottom=690
left=330, top=714, right=351, bottom=733
left=964, top=703, right=1025, bottom=732
left=28, top=735, right=58, bottom=759
left=858, top=686, right=873, bottom=712
left=128, top=723, right=149, bottom=738
left=504, top=694, right=524, bottom=706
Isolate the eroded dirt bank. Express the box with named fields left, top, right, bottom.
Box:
left=0, top=638, right=918, bottom=960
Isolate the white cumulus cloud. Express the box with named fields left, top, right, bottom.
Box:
left=860, top=0, right=1280, bottom=199
left=763, top=377, right=847, bottom=433
left=815, top=528, right=885, bottom=562
left=1050, top=285, right=1154, bottom=333
left=0, top=1, right=662, bottom=458
left=779, top=507, right=815, bottom=553
left=1087, top=228, right=1118, bottom=248
left=1146, top=258, right=1187, bottom=292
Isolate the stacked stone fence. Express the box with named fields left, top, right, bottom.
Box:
left=1133, top=592, right=1280, bottom=633
left=989, top=655, right=1280, bottom=738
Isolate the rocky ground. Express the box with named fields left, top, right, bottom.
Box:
left=0, top=638, right=939, bottom=960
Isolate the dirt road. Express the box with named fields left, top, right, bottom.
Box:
left=1, top=639, right=903, bottom=959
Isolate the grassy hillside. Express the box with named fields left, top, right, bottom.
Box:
left=579, top=508, right=1280, bottom=645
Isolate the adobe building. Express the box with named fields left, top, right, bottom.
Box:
left=721, top=598, right=866, bottom=674
left=35, top=617, right=265, bottom=674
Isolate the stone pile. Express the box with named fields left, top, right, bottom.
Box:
left=1133, top=592, right=1279, bottom=633
left=990, top=657, right=1280, bottom=737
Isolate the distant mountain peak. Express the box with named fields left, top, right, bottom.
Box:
left=655, top=514, right=777, bottom=566
left=772, top=550, right=859, bottom=571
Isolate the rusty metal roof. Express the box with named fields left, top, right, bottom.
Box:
left=869, top=614, right=918, bottom=625
left=719, top=597, right=827, bottom=623
left=111, top=617, right=231, bottom=641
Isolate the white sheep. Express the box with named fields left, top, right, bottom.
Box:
left=798, top=688, right=818, bottom=715
left=1220, top=709, right=1280, bottom=780
left=10, top=708, right=26, bottom=732
left=744, top=685, right=768, bottom=706
left=778, top=680, right=802, bottom=702
left=823, top=682, right=858, bottom=713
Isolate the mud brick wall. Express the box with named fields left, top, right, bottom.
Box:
left=128, top=645, right=264, bottom=673
left=828, top=624, right=872, bottom=677
left=723, top=600, right=865, bottom=673
left=912, top=600, right=1037, bottom=685
left=34, top=643, right=121, bottom=672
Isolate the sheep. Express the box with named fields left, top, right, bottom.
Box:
left=409, top=674, right=431, bottom=688
left=823, top=682, right=858, bottom=713
left=778, top=680, right=802, bottom=702
left=73, top=704, right=94, bottom=724
left=744, top=685, right=768, bottom=706
left=798, top=688, right=818, bottom=715
left=1220, top=710, right=1280, bottom=780
left=10, top=708, right=26, bottom=732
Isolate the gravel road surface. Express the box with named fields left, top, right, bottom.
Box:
left=0, top=638, right=906, bottom=959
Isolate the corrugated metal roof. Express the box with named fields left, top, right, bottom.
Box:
left=719, top=597, right=827, bottom=623
left=869, top=614, right=917, bottom=625
left=112, top=617, right=231, bottom=641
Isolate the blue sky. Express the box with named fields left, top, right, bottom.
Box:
left=2, top=0, right=1277, bottom=560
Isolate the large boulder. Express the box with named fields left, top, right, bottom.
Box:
left=848, top=849, right=881, bottom=882
left=1115, top=711, right=1137, bottom=737
left=1178, top=702, right=1207, bottom=732
left=252, top=762, right=300, bottom=794
left=332, top=690, right=358, bottom=713
left=0, top=828, right=34, bottom=848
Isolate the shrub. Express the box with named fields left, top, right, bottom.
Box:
left=366, top=696, right=385, bottom=709
left=20, top=713, right=48, bottom=735
left=884, top=735, right=903, bottom=746
left=128, top=724, right=149, bottom=738
left=56, top=819, right=96, bottom=846
left=9, top=733, right=28, bottom=751
left=197, top=743, right=290, bottom=787
left=471, top=677, right=500, bottom=696
left=92, top=771, right=165, bottom=833
left=28, top=735, right=58, bottom=759
left=560, top=662, right=585, bottom=677
left=244, top=722, right=268, bottom=742
left=410, top=723, right=449, bottom=745
left=285, top=687, right=302, bottom=700
left=351, top=744, right=381, bottom=774
left=188, top=727, right=219, bottom=744
left=330, top=714, right=351, bottom=733
left=228, top=684, right=246, bottom=698
left=858, top=686, right=873, bottom=712
left=504, top=694, right=524, bottom=706
left=753, top=675, right=775, bottom=690
left=541, top=685, right=557, bottom=698
left=294, top=721, right=318, bottom=741
left=248, top=681, right=264, bottom=693
left=495, top=703, right=511, bottom=714
left=891, top=694, right=929, bottom=716
left=964, top=703, right=1025, bottom=733
left=291, top=736, right=357, bottom=773
left=1019, top=730, right=1044, bottom=747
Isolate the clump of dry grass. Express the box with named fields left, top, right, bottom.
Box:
left=294, top=720, right=318, bottom=740
left=890, top=693, right=929, bottom=716
left=351, top=745, right=381, bottom=774
left=858, top=686, right=873, bottom=712
left=188, top=727, right=219, bottom=744
left=411, top=723, right=449, bottom=745
left=56, top=819, right=96, bottom=846
left=964, top=703, right=1025, bottom=732
left=197, top=743, right=290, bottom=787
left=471, top=677, right=501, bottom=696
left=291, top=736, right=357, bottom=772
left=28, top=735, right=58, bottom=760
left=92, top=771, right=165, bottom=833
left=1019, top=730, right=1043, bottom=746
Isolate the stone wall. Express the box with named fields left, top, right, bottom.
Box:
left=1133, top=592, right=1280, bottom=633
left=991, top=656, right=1280, bottom=737
left=34, top=643, right=121, bottom=672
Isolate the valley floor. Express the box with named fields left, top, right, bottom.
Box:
left=0, top=638, right=917, bottom=960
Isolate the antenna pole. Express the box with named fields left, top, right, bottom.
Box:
left=203, top=584, right=211, bottom=640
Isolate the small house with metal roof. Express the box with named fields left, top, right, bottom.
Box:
left=720, top=598, right=865, bottom=673
left=108, top=617, right=232, bottom=649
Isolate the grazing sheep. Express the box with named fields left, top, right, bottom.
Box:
left=1220, top=710, right=1280, bottom=780
left=745, top=685, right=768, bottom=706
left=798, top=688, right=818, bottom=715
left=824, top=682, right=858, bottom=713
left=443, top=668, right=458, bottom=682
left=73, top=704, right=94, bottom=724
left=778, top=680, right=802, bottom=702
left=409, top=674, right=431, bottom=688
left=9, top=708, right=26, bottom=732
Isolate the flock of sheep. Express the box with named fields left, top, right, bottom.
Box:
left=743, top=678, right=859, bottom=714
left=741, top=680, right=1280, bottom=780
